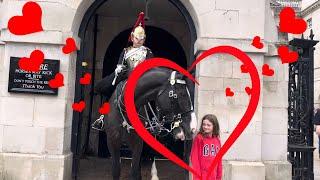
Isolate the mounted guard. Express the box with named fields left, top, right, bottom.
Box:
left=90, top=12, right=197, bottom=180
left=93, top=12, right=153, bottom=130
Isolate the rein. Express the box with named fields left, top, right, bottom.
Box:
left=114, top=71, right=194, bottom=136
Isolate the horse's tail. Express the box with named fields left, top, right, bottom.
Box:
left=150, top=159, right=159, bottom=180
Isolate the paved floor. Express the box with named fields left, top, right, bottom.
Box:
left=77, top=157, right=185, bottom=180
left=76, top=133, right=320, bottom=180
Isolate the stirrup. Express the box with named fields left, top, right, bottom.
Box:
left=92, top=115, right=105, bottom=131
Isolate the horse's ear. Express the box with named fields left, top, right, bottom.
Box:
left=176, top=73, right=184, bottom=80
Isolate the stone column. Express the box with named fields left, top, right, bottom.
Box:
left=190, top=0, right=291, bottom=179
left=261, top=47, right=291, bottom=180
left=0, top=1, right=77, bottom=179
left=194, top=38, right=266, bottom=180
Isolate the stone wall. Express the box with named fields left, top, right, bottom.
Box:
left=193, top=0, right=291, bottom=179
left=0, top=1, right=75, bottom=179
left=0, top=0, right=291, bottom=179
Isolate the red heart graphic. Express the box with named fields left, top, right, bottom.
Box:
left=99, top=102, right=111, bottom=115
left=8, top=1, right=43, bottom=35
left=277, top=45, right=298, bottom=64
left=124, top=46, right=261, bottom=180
left=262, top=64, right=274, bottom=76
left=49, top=73, right=64, bottom=88
left=279, top=7, right=307, bottom=34
left=251, top=36, right=264, bottom=49
left=72, top=101, right=85, bottom=112
left=225, top=87, right=234, bottom=97
left=62, top=38, right=77, bottom=54
left=245, top=87, right=252, bottom=95
left=80, top=73, right=91, bottom=85
left=240, top=64, right=249, bottom=73
left=18, top=50, right=44, bottom=72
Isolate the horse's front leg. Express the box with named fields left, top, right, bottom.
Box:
left=184, top=140, right=192, bottom=180
left=127, top=132, right=143, bottom=180
left=107, top=128, right=122, bottom=180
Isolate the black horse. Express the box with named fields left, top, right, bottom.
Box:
left=95, top=67, right=197, bottom=180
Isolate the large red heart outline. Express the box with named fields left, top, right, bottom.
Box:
left=125, top=46, right=261, bottom=180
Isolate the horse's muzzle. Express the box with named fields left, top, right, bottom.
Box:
left=175, top=131, right=185, bottom=141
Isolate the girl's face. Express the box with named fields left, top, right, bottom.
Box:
left=202, top=119, right=214, bottom=135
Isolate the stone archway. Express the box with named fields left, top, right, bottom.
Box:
left=69, top=0, right=199, bottom=179
left=71, top=0, right=199, bottom=42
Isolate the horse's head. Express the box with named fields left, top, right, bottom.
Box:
left=156, top=71, right=197, bottom=140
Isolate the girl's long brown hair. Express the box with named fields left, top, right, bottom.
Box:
left=199, top=114, right=220, bottom=137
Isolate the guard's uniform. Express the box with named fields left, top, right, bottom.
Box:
left=93, top=12, right=152, bottom=131
left=120, top=45, right=153, bottom=72
left=94, top=46, right=153, bottom=100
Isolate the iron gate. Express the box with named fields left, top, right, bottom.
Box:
left=287, top=35, right=318, bottom=180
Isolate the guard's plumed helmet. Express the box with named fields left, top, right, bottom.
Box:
left=130, top=12, right=146, bottom=41
left=132, top=25, right=145, bottom=40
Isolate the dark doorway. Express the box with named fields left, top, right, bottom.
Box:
left=102, top=26, right=187, bottom=77
left=98, top=26, right=187, bottom=160
left=71, top=0, right=197, bottom=179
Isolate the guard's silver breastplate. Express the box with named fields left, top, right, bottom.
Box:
left=125, top=46, right=148, bottom=70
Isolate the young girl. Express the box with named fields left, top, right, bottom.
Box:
left=191, top=114, right=222, bottom=180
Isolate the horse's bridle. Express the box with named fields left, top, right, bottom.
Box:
left=156, top=71, right=194, bottom=132
left=113, top=71, right=194, bottom=136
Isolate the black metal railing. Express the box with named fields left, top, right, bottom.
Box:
left=287, top=33, right=318, bottom=180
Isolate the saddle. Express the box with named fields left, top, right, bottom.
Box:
left=92, top=71, right=192, bottom=136
left=91, top=80, right=129, bottom=131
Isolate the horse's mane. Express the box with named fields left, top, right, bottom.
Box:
left=134, top=67, right=191, bottom=109
left=133, top=67, right=172, bottom=105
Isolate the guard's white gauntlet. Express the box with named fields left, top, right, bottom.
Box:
left=115, top=64, right=124, bottom=74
